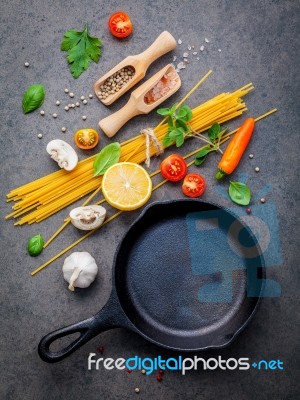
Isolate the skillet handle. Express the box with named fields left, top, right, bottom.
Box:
left=38, top=316, right=101, bottom=363
left=38, top=296, right=125, bottom=363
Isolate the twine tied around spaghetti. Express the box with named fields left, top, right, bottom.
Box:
left=141, top=128, right=164, bottom=167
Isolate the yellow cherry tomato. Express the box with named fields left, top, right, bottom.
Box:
left=74, top=128, right=99, bottom=150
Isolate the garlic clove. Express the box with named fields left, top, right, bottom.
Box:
left=68, top=266, right=82, bottom=291
left=46, top=139, right=78, bottom=171
left=69, top=205, right=106, bottom=230
left=62, top=252, right=98, bottom=291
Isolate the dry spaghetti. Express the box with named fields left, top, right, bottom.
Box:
left=6, top=73, right=253, bottom=225
left=30, top=108, right=277, bottom=276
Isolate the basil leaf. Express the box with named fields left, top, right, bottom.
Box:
left=162, top=132, right=174, bottom=147
left=208, top=122, right=221, bottom=141
left=27, top=234, right=44, bottom=257
left=228, top=181, right=251, bottom=205
left=176, top=133, right=185, bottom=147
left=93, top=142, right=121, bottom=176
left=169, top=128, right=181, bottom=139
left=176, top=108, right=187, bottom=119
left=194, top=146, right=211, bottom=166
left=169, top=103, right=178, bottom=114
left=168, top=128, right=185, bottom=147
left=168, top=116, right=174, bottom=128
left=22, top=84, right=45, bottom=114
left=195, top=146, right=211, bottom=159
left=175, top=118, right=188, bottom=131
left=195, top=155, right=207, bottom=166
left=157, top=107, right=171, bottom=116
left=177, top=105, right=192, bottom=121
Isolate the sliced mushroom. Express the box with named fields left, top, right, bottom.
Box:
left=46, top=139, right=78, bottom=171
left=70, top=205, right=106, bottom=230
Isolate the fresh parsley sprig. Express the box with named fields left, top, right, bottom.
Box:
left=157, top=104, right=226, bottom=166
left=61, top=23, right=102, bottom=79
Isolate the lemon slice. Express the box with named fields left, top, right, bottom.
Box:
left=102, top=162, right=152, bottom=211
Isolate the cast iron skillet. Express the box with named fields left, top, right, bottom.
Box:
left=39, top=200, right=265, bottom=362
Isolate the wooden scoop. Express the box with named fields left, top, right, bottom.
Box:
left=99, top=64, right=181, bottom=138
left=94, top=31, right=177, bottom=105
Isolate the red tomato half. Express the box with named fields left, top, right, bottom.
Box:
left=160, top=154, right=187, bottom=182
left=108, top=12, right=133, bottom=38
left=182, top=173, right=206, bottom=197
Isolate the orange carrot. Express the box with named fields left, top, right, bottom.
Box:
left=215, top=117, right=255, bottom=179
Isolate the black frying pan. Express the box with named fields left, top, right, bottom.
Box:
left=39, top=200, right=265, bottom=362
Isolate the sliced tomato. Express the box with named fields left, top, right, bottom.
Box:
left=108, top=12, right=133, bottom=38
left=182, top=173, right=206, bottom=198
left=74, top=129, right=99, bottom=150
left=160, top=154, right=187, bottom=182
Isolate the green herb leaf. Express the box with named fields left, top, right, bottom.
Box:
left=168, top=116, right=174, bottom=128
left=160, top=103, right=191, bottom=148
left=22, top=84, right=45, bottom=114
left=194, top=146, right=211, bottom=166
left=176, top=105, right=192, bottom=122
left=195, top=146, right=211, bottom=159
left=61, top=23, right=102, bottom=79
left=157, top=107, right=171, bottom=116
left=162, top=132, right=174, bottom=147
left=168, top=128, right=181, bottom=139
left=228, top=181, right=251, bottom=205
left=176, top=108, right=187, bottom=119
left=93, top=142, right=121, bottom=176
left=169, top=128, right=185, bottom=147
left=27, top=234, right=44, bottom=257
left=169, top=103, right=178, bottom=115
left=208, top=122, right=221, bottom=141
left=195, top=155, right=208, bottom=166
left=176, top=134, right=185, bottom=147
left=175, top=118, right=188, bottom=131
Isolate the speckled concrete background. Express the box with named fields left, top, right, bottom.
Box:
left=1, top=0, right=299, bottom=399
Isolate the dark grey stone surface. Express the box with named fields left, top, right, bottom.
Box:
left=1, top=0, right=299, bottom=399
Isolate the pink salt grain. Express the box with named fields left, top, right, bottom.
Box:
left=144, top=70, right=179, bottom=105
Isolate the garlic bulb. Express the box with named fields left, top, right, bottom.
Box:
left=62, top=252, right=98, bottom=291
left=46, top=139, right=78, bottom=171
left=69, top=205, right=106, bottom=230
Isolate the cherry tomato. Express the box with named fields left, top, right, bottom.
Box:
left=108, top=12, right=133, bottom=39
left=74, top=129, right=99, bottom=150
left=182, top=173, right=206, bottom=197
left=160, top=154, right=187, bottom=182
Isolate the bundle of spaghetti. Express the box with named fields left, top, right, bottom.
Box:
left=6, top=81, right=253, bottom=225
left=31, top=107, right=278, bottom=276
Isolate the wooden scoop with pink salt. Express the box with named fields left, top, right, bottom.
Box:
left=99, top=64, right=181, bottom=138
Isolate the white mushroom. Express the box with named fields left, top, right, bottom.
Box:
left=46, top=139, right=78, bottom=171
left=69, top=205, right=106, bottom=230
